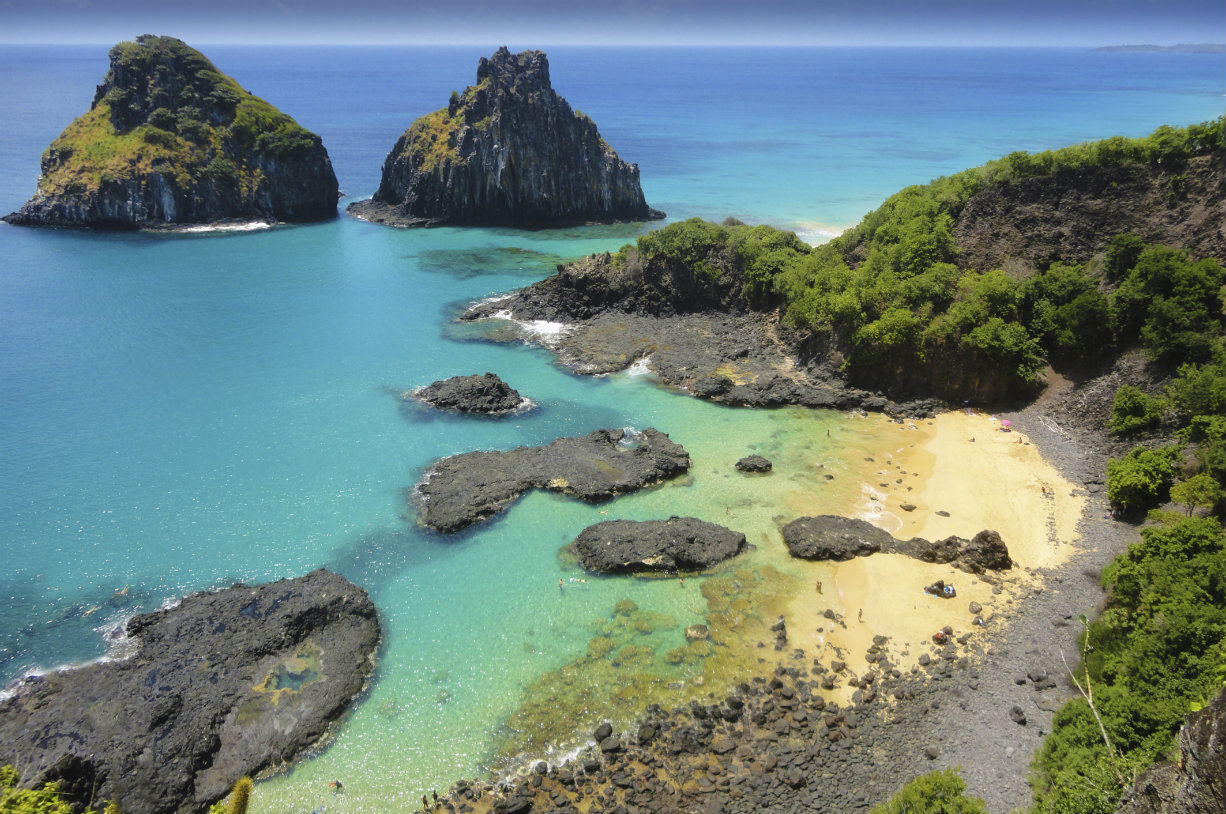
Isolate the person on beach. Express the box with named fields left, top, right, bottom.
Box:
left=858, top=608, right=863, bottom=622
left=815, top=580, right=822, bottom=594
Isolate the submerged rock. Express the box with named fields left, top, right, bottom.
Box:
left=782, top=515, right=1014, bottom=574
left=417, top=427, right=690, bottom=532
left=0, top=569, right=379, bottom=814
left=4, top=35, right=338, bottom=229
left=410, top=372, right=526, bottom=414
left=571, top=516, right=748, bottom=574
left=349, top=47, right=663, bottom=228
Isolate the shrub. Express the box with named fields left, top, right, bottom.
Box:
left=1108, top=385, right=1165, bottom=434
left=1106, top=445, right=1179, bottom=512
left=869, top=768, right=988, bottom=814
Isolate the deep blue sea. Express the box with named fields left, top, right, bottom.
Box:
left=0, top=45, right=1221, bottom=812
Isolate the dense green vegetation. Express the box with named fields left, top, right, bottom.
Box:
left=869, top=768, right=988, bottom=814
left=611, top=116, right=1223, bottom=401
left=0, top=766, right=116, bottom=814
left=1035, top=290, right=1226, bottom=813
left=41, top=35, right=322, bottom=197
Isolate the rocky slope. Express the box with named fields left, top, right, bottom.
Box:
left=3, top=35, right=338, bottom=229
left=349, top=47, right=663, bottom=228
left=954, top=150, right=1226, bottom=271
left=0, top=570, right=379, bottom=814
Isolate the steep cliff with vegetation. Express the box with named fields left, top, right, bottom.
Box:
left=3, top=35, right=338, bottom=228
left=509, top=117, right=1223, bottom=404
left=349, top=47, right=663, bottom=228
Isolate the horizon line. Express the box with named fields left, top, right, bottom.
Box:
left=1, top=39, right=1223, bottom=49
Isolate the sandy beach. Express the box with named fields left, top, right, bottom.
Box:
left=784, top=410, right=1086, bottom=701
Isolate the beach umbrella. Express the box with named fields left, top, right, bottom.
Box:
left=1001, top=419, right=1012, bottom=430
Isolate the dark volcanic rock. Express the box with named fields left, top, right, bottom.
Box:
left=411, top=372, right=526, bottom=414
left=0, top=570, right=379, bottom=814
left=4, top=35, right=338, bottom=229
left=349, top=47, right=663, bottom=228
left=782, top=515, right=1013, bottom=574
left=781, top=516, right=894, bottom=561
left=1117, top=685, right=1226, bottom=814
left=571, top=516, right=748, bottom=574
left=735, top=455, right=773, bottom=473
left=417, top=428, right=690, bottom=532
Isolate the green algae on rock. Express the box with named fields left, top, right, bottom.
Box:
left=4, top=35, right=339, bottom=229
left=349, top=47, right=664, bottom=228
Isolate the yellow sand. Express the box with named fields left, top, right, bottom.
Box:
left=782, top=410, right=1085, bottom=701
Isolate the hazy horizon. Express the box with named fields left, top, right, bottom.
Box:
left=1, top=0, right=1223, bottom=48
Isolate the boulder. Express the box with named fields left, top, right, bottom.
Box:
left=780, top=516, right=893, bottom=561
left=350, top=47, right=663, bottom=228
left=0, top=570, right=379, bottom=814
left=735, top=455, right=773, bottom=473
left=416, top=428, right=690, bottom=532
left=411, top=372, right=526, bottom=414
left=572, top=517, right=747, bottom=574
left=781, top=515, right=1014, bottom=574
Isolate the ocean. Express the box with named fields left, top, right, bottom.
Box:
left=0, top=45, right=1221, bottom=813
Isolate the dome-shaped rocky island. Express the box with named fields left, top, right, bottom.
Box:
left=4, top=35, right=339, bottom=229
left=349, top=47, right=664, bottom=228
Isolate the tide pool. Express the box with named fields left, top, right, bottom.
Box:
left=0, top=44, right=1222, bottom=814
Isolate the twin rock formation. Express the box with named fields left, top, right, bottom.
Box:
left=6, top=39, right=659, bottom=230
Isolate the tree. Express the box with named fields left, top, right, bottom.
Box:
left=869, top=768, right=988, bottom=814
left=1170, top=473, right=1222, bottom=516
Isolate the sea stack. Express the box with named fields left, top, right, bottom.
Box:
left=3, top=35, right=339, bottom=229
left=349, top=47, right=664, bottom=228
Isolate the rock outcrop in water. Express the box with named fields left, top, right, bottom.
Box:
left=3, top=35, right=338, bottom=229
left=349, top=47, right=664, bottom=228
left=571, top=517, right=748, bottom=574
left=0, top=570, right=379, bottom=814
left=409, top=372, right=527, bottom=414
left=416, top=428, right=690, bottom=532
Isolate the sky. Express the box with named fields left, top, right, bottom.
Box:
left=0, top=0, right=1222, bottom=47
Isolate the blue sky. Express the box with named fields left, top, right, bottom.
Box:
left=0, top=0, right=1222, bottom=46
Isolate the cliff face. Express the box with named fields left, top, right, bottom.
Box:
left=1116, top=685, right=1226, bottom=814
left=349, top=47, right=663, bottom=228
left=3, top=35, right=339, bottom=229
left=954, top=149, right=1226, bottom=270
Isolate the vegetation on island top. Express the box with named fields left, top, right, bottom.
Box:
left=38, top=35, right=322, bottom=198
left=0, top=766, right=253, bottom=814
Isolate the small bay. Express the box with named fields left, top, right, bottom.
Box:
left=0, top=44, right=1221, bottom=812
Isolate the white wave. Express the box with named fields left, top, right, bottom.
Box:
left=161, top=221, right=275, bottom=234
left=626, top=355, right=654, bottom=377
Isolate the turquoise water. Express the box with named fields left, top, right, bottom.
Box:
left=0, top=45, right=1222, bottom=813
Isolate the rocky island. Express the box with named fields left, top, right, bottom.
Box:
left=571, top=516, right=749, bottom=574
left=408, top=372, right=529, bottom=415
left=0, top=569, right=379, bottom=814
left=3, top=35, right=339, bottom=229
left=416, top=428, right=689, bottom=532
left=349, top=47, right=664, bottom=228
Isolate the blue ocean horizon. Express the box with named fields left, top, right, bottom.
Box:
left=0, top=44, right=1222, bottom=812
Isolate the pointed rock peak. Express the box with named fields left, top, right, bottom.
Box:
left=477, top=46, right=551, bottom=88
